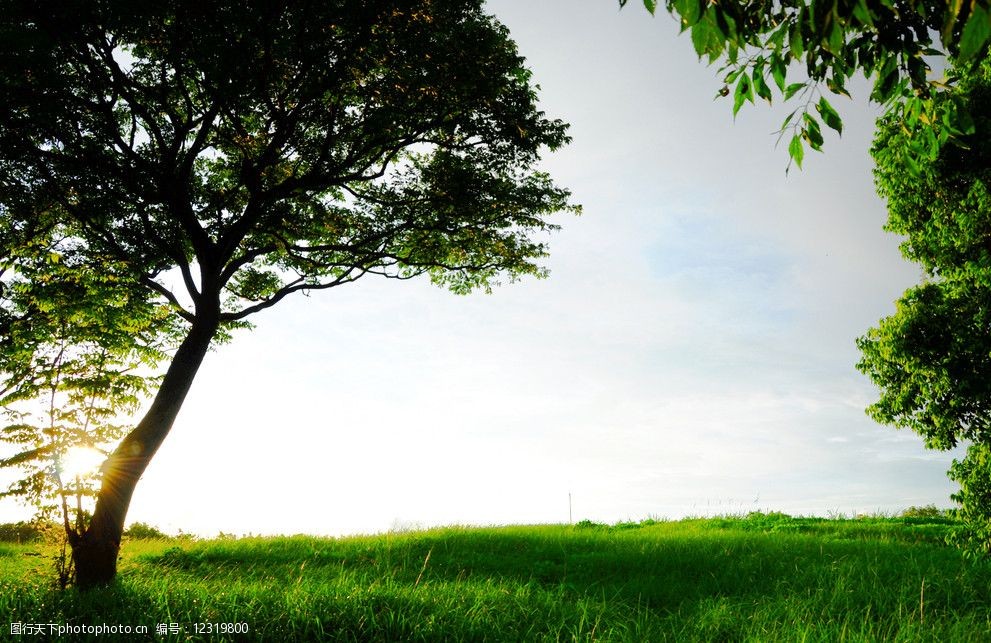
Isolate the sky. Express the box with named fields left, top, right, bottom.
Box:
left=0, top=0, right=965, bottom=536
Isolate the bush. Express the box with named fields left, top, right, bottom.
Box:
left=744, top=511, right=793, bottom=525
left=900, top=505, right=948, bottom=519
left=124, top=522, right=173, bottom=540
left=0, top=521, right=49, bottom=543
left=573, top=520, right=607, bottom=530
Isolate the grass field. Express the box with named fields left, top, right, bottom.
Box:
left=1, top=513, right=989, bottom=641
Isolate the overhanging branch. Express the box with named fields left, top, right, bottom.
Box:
left=219, top=267, right=366, bottom=321
left=140, top=277, right=195, bottom=323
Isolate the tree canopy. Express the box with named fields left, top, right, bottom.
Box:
left=0, top=0, right=576, bottom=586
left=621, top=0, right=991, bottom=167
left=857, top=55, right=991, bottom=553
left=3, top=0, right=575, bottom=313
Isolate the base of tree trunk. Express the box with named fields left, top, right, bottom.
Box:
left=71, top=534, right=120, bottom=589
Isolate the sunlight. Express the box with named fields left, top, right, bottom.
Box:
left=59, top=447, right=106, bottom=481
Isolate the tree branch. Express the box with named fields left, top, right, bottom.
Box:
left=220, top=267, right=366, bottom=321
left=92, top=39, right=167, bottom=152
left=140, top=277, right=195, bottom=323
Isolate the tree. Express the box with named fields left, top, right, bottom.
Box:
left=0, top=0, right=576, bottom=587
left=1, top=218, right=177, bottom=585
left=620, top=0, right=990, bottom=168
left=857, top=55, right=991, bottom=554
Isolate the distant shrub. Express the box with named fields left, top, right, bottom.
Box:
left=573, top=520, right=607, bottom=530
left=612, top=518, right=664, bottom=531
left=745, top=511, right=792, bottom=524
left=124, top=522, right=173, bottom=540
left=900, top=505, right=949, bottom=519
left=613, top=521, right=641, bottom=530
left=0, top=521, right=46, bottom=543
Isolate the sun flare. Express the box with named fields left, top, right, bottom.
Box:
left=59, top=447, right=105, bottom=480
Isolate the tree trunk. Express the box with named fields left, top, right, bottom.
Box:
left=72, top=314, right=219, bottom=589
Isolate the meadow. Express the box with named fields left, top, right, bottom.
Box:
left=1, top=513, right=989, bottom=641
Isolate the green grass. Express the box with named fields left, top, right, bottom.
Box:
left=1, top=513, right=989, bottom=641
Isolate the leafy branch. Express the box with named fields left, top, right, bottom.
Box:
left=621, top=0, right=991, bottom=169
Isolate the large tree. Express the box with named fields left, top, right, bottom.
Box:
left=857, top=55, right=991, bottom=554
left=621, top=0, right=991, bottom=167
left=0, top=0, right=576, bottom=587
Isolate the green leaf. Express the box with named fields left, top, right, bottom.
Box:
left=939, top=98, right=976, bottom=138
left=907, top=56, right=928, bottom=88
left=784, top=82, right=805, bottom=100
left=781, top=109, right=798, bottom=129
left=698, top=14, right=728, bottom=62
left=826, top=19, right=844, bottom=54
left=713, top=9, right=736, bottom=41
left=788, top=133, right=804, bottom=169
left=727, top=41, right=739, bottom=65
left=942, top=0, right=965, bottom=43
left=803, top=114, right=824, bottom=150
left=852, top=0, right=875, bottom=27
left=903, top=96, right=923, bottom=129
left=872, top=56, right=900, bottom=102
left=690, top=20, right=711, bottom=58
left=926, top=127, right=942, bottom=160
left=733, top=75, right=752, bottom=116
left=685, top=0, right=703, bottom=27
left=901, top=150, right=920, bottom=176
left=955, top=105, right=976, bottom=136
left=752, top=68, right=773, bottom=103
left=770, top=54, right=787, bottom=91
left=674, top=0, right=703, bottom=30
left=643, top=0, right=658, bottom=14
left=816, top=97, right=843, bottom=135
left=825, top=74, right=852, bottom=98
left=958, top=4, right=991, bottom=62
left=768, top=21, right=790, bottom=48
left=789, top=20, right=805, bottom=59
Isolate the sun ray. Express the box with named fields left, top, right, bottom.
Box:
left=59, top=447, right=106, bottom=481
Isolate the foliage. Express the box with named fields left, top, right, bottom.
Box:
left=0, top=223, right=177, bottom=541
left=1, top=0, right=576, bottom=324
left=858, top=54, right=991, bottom=555
left=948, top=444, right=991, bottom=555
left=901, top=504, right=952, bottom=519
left=573, top=519, right=608, bottom=529
left=2, top=518, right=989, bottom=640
left=620, top=0, right=990, bottom=169
left=122, top=522, right=174, bottom=541
left=0, top=520, right=46, bottom=542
